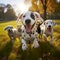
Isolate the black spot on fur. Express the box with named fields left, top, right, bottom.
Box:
left=30, top=13, right=35, bottom=20
left=37, top=24, right=41, bottom=34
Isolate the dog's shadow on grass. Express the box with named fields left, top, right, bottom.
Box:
left=18, top=42, right=60, bottom=60
left=0, top=41, right=13, bottom=60
left=0, top=40, right=60, bottom=60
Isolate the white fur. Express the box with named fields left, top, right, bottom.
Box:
left=32, top=38, right=39, bottom=48
left=21, top=25, right=39, bottom=50
left=22, top=11, right=36, bottom=25
left=16, top=11, right=44, bottom=50
left=40, top=19, right=56, bottom=44
left=21, top=39, right=27, bottom=50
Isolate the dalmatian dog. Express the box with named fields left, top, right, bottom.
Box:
left=17, top=11, right=43, bottom=50
left=4, top=25, right=21, bottom=43
left=40, top=19, right=56, bottom=44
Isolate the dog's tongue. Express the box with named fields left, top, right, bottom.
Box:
left=47, top=28, right=51, bottom=32
left=26, top=25, right=32, bottom=33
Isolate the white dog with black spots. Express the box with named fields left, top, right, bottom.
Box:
left=17, top=11, right=43, bottom=50
left=40, top=19, right=56, bottom=44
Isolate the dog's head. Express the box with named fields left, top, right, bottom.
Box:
left=22, top=11, right=35, bottom=26
left=44, top=19, right=56, bottom=32
left=17, top=11, right=41, bottom=33
left=4, top=25, right=13, bottom=32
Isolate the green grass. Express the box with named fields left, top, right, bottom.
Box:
left=0, top=20, right=60, bottom=60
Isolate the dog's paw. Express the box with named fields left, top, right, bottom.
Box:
left=32, top=40, right=39, bottom=48
left=49, top=40, right=53, bottom=44
left=22, top=44, right=28, bottom=51
left=11, top=37, right=14, bottom=43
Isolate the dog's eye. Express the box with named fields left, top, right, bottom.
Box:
left=51, top=22, right=52, bottom=24
left=23, top=15, right=25, bottom=17
left=30, top=13, right=35, bottom=20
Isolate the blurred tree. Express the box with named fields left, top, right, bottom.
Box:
left=0, top=4, right=17, bottom=21
left=39, top=0, right=56, bottom=20
left=24, top=0, right=56, bottom=20
left=5, top=4, right=17, bottom=20
left=0, top=4, right=5, bottom=20
left=53, top=2, right=60, bottom=19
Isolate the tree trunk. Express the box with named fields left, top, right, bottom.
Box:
left=40, top=0, right=47, bottom=20
left=43, top=0, right=47, bottom=20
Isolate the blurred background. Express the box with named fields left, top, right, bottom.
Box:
left=0, top=0, right=60, bottom=60
left=0, top=0, right=60, bottom=21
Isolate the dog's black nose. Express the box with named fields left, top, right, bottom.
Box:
left=49, top=25, right=51, bottom=27
left=25, top=19, right=31, bottom=24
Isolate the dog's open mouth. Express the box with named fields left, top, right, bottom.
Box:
left=25, top=24, right=32, bottom=33
left=47, top=27, right=52, bottom=32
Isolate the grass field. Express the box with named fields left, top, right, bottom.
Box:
left=0, top=20, right=60, bottom=60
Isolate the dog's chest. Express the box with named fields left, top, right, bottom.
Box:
left=45, top=29, right=53, bottom=36
left=21, top=26, right=38, bottom=40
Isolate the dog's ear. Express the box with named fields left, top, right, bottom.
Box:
left=34, top=12, right=44, bottom=24
left=4, top=27, right=8, bottom=30
left=16, top=14, right=23, bottom=24
left=53, top=21, right=56, bottom=26
left=34, top=12, right=40, bottom=20
left=19, top=14, right=23, bottom=19
left=4, top=26, right=13, bottom=31
left=4, top=27, right=10, bottom=31
left=43, top=21, right=46, bottom=25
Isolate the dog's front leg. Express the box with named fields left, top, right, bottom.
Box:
left=11, top=37, right=15, bottom=43
left=43, top=34, right=47, bottom=41
left=9, top=35, right=14, bottom=43
left=21, top=39, right=27, bottom=50
left=50, top=35, right=54, bottom=44
left=32, top=38, right=39, bottom=48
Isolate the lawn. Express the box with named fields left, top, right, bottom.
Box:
left=0, top=20, right=60, bottom=60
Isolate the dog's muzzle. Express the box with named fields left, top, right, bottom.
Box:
left=25, top=19, right=31, bottom=25
left=48, top=25, right=51, bottom=28
left=47, top=25, right=52, bottom=32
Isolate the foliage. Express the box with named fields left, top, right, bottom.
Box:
left=0, top=4, right=17, bottom=21
left=25, top=0, right=56, bottom=13
left=25, top=0, right=60, bottom=19
left=0, top=20, right=60, bottom=60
